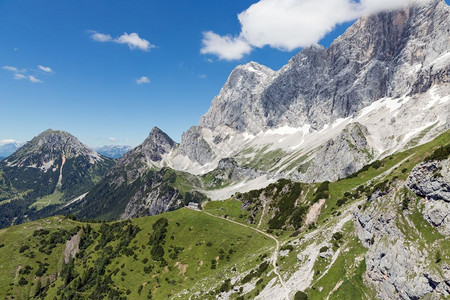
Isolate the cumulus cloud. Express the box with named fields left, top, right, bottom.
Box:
left=200, top=31, right=252, bottom=61
left=136, top=76, right=150, bottom=84
left=90, top=31, right=155, bottom=51
left=201, top=0, right=431, bottom=60
left=38, top=65, right=53, bottom=73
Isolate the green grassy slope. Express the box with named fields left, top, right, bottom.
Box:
left=0, top=209, right=273, bottom=299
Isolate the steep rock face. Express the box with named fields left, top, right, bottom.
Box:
left=200, top=62, right=275, bottom=133
left=179, top=126, right=214, bottom=165
left=200, top=0, right=449, bottom=134
left=354, top=182, right=449, bottom=299
left=292, top=122, right=373, bottom=182
left=406, top=157, right=450, bottom=235
left=121, top=170, right=184, bottom=219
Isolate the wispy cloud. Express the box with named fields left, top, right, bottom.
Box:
left=136, top=76, right=150, bottom=84
left=3, top=66, right=19, bottom=72
left=29, top=75, right=43, bottom=83
left=201, top=0, right=431, bottom=60
left=91, top=32, right=113, bottom=42
left=108, top=137, right=119, bottom=142
left=14, top=73, right=27, bottom=80
left=3, top=65, right=48, bottom=83
left=90, top=31, right=155, bottom=51
left=38, top=65, right=53, bottom=73
left=0, top=139, right=21, bottom=146
left=199, top=74, right=207, bottom=79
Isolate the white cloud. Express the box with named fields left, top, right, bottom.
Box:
left=0, top=139, right=20, bottom=146
left=199, top=74, right=207, bottom=79
left=91, top=32, right=113, bottom=42
left=3, top=65, right=49, bottom=83
left=3, top=66, right=19, bottom=72
left=90, top=31, right=155, bottom=51
left=136, top=76, right=150, bottom=84
left=14, top=73, right=27, bottom=80
left=200, top=31, right=252, bottom=61
left=116, top=33, right=154, bottom=51
left=201, top=0, right=431, bottom=60
left=29, top=75, right=43, bottom=83
left=38, top=65, right=53, bottom=73
left=108, top=137, right=119, bottom=142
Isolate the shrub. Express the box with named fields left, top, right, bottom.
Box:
left=425, top=144, right=450, bottom=162
left=19, top=245, right=30, bottom=253
left=18, top=277, right=28, bottom=286
left=336, top=198, right=348, bottom=207
left=294, top=290, right=308, bottom=300
left=280, top=245, right=294, bottom=251
left=332, top=232, right=343, bottom=241
left=319, top=246, right=328, bottom=253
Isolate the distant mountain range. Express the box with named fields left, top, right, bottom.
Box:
left=0, top=141, right=22, bottom=159
left=94, top=145, right=132, bottom=158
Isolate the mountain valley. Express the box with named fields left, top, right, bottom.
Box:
left=0, top=0, right=449, bottom=299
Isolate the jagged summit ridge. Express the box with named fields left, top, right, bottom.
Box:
left=201, top=0, right=449, bottom=133
left=171, top=0, right=449, bottom=180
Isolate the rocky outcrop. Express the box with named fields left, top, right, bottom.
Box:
left=204, top=158, right=264, bottom=187
left=406, top=158, right=450, bottom=201
left=121, top=171, right=184, bottom=219
left=354, top=184, right=450, bottom=299
left=292, top=122, right=373, bottom=182
left=406, top=157, right=450, bottom=235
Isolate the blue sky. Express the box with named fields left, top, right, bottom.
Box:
left=1, top=0, right=447, bottom=147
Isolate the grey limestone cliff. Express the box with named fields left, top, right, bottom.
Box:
left=292, top=122, right=373, bottom=182
left=200, top=0, right=449, bottom=134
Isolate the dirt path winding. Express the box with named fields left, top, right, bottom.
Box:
left=201, top=210, right=286, bottom=288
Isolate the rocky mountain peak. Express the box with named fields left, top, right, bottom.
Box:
left=140, top=126, right=176, bottom=158
left=3, top=129, right=102, bottom=169
left=107, top=127, right=177, bottom=184
left=199, top=0, right=449, bottom=134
